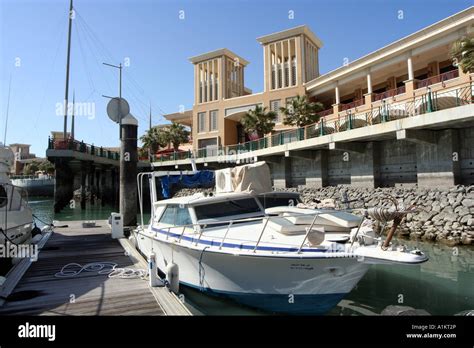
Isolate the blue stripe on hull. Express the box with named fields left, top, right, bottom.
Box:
left=180, top=281, right=347, bottom=315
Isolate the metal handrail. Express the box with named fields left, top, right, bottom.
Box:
left=297, top=210, right=323, bottom=253
left=253, top=217, right=270, bottom=252
left=148, top=209, right=363, bottom=253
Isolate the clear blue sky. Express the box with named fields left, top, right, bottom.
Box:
left=0, top=0, right=471, bottom=156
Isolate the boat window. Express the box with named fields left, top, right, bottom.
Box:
left=158, top=205, right=192, bottom=226
left=175, top=206, right=192, bottom=226
left=159, top=205, right=177, bottom=225
left=0, top=186, right=7, bottom=209
left=194, top=198, right=262, bottom=220
left=257, top=195, right=301, bottom=209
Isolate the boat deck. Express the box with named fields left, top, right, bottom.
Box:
left=0, top=220, right=192, bottom=316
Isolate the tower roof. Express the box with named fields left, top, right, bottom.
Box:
left=256, top=25, right=323, bottom=48
left=189, top=48, right=249, bottom=66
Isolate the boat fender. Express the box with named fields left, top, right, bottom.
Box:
left=307, top=229, right=325, bottom=246
left=128, top=235, right=137, bottom=249
left=31, top=226, right=41, bottom=237
left=166, top=262, right=179, bottom=294
left=31, top=234, right=43, bottom=244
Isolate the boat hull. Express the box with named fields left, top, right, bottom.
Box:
left=135, top=230, right=370, bottom=315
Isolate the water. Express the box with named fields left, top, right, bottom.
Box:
left=29, top=197, right=474, bottom=316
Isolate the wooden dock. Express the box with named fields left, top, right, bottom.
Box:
left=0, top=220, right=192, bottom=316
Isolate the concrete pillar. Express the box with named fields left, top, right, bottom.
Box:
left=416, top=129, right=460, bottom=188
left=89, top=165, right=95, bottom=206
left=53, top=158, right=74, bottom=213
left=120, top=114, right=138, bottom=227
left=302, top=150, right=328, bottom=188
left=80, top=168, right=86, bottom=210
left=271, top=157, right=291, bottom=189
left=349, top=142, right=380, bottom=188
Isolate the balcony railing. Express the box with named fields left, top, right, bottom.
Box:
left=318, top=108, right=334, bottom=117
left=416, top=70, right=459, bottom=89
left=153, top=79, right=473, bottom=164
left=373, top=86, right=406, bottom=101
left=340, top=98, right=364, bottom=111
left=48, top=138, right=120, bottom=160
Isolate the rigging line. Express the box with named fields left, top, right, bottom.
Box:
left=30, top=15, right=68, bottom=132
left=75, top=9, right=170, bottom=120
left=75, top=9, right=169, bottom=115
left=3, top=74, right=12, bottom=145
left=74, top=20, right=95, bottom=93
left=74, top=17, right=115, bottom=96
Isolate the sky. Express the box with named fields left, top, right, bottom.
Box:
left=0, top=0, right=472, bottom=157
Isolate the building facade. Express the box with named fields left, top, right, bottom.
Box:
left=162, top=7, right=474, bottom=188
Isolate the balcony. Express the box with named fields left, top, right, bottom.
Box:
left=373, top=86, right=406, bottom=102
left=340, top=98, right=364, bottom=111
left=416, top=70, right=459, bottom=89
left=318, top=108, right=334, bottom=117
left=153, top=77, right=473, bottom=165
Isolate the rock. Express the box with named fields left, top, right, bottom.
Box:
left=381, top=305, right=431, bottom=316
left=462, top=199, right=474, bottom=208
left=461, top=215, right=472, bottom=224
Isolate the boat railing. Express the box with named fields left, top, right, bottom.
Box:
left=150, top=209, right=338, bottom=254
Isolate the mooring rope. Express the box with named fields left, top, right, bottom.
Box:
left=54, top=262, right=148, bottom=280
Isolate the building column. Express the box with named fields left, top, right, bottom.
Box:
left=364, top=72, right=373, bottom=106
left=404, top=53, right=416, bottom=95
left=332, top=84, right=341, bottom=115
left=416, top=129, right=460, bottom=188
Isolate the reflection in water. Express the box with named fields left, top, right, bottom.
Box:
left=30, top=197, right=474, bottom=315
left=329, top=240, right=474, bottom=316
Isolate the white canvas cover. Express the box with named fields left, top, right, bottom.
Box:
left=216, top=161, right=272, bottom=194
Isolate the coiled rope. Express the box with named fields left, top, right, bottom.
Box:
left=54, top=262, right=148, bottom=280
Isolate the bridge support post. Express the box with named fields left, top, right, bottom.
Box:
left=120, top=115, right=138, bottom=227
left=53, top=158, right=74, bottom=213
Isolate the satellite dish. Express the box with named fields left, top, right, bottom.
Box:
left=107, top=97, right=130, bottom=123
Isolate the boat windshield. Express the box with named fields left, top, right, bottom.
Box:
left=194, top=198, right=262, bottom=220
left=257, top=193, right=301, bottom=209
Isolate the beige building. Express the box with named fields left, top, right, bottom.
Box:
left=164, top=7, right=473, bottom=156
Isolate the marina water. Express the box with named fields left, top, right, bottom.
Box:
left=30, top=197, right=474, bottom=316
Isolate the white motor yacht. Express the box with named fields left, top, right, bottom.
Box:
left=0, top=147, right=34, bottom=245
left=133, top=162, right=428, bottom=315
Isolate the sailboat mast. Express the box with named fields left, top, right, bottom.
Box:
left=71, top=90, right=75, bottom=140
left=3, top=74, right=12, bottom=146
left=63, top=0, right=73, bottom=140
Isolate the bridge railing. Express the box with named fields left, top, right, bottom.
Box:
left=48, top=138, right=120, bottom=160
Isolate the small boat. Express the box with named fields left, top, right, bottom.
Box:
left=11, top=172, right=55, bottom=197
left=133, top=162, right=428, bottom=315
left=0, top=147, right=34, bottom=245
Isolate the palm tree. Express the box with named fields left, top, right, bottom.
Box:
left=451, top=34, right=474, bottom=74
left=140, top=126, right=168, bottom=155
left=279, top=95, right=324, bottom=128
left=240, top=105, right=276, bottom=139
left=166, top=122, right=190, bottom=151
